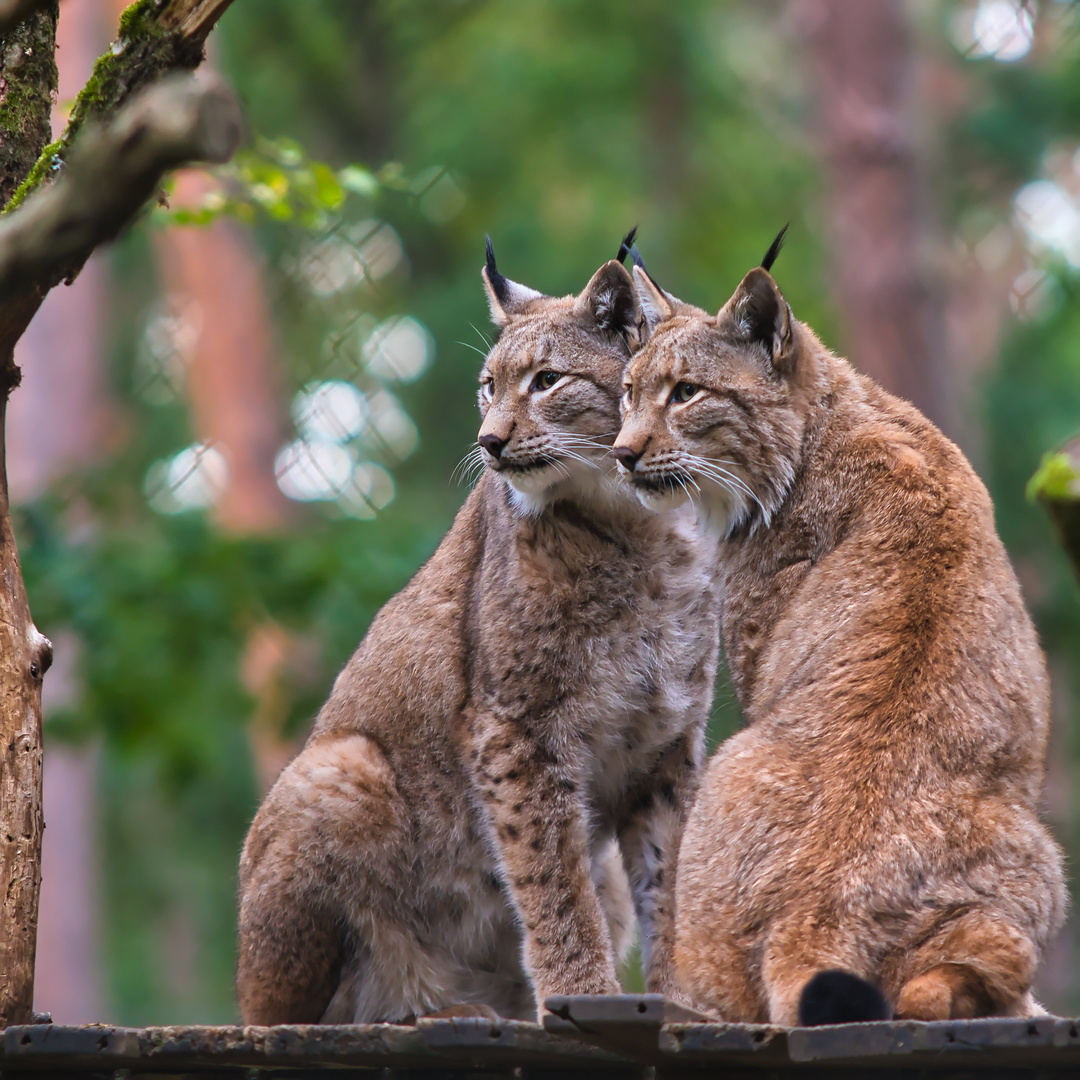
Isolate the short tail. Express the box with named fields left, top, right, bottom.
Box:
left=798, top=969, right=890, bottom=1026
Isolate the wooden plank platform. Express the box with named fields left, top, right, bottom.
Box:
left=2, top=995, right=1079, bottom=1077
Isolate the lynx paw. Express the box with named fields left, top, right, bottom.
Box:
left=896, top=964, right=994, bottom=1021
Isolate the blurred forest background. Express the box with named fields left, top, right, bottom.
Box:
left=15, top=0, right=1080, bottom=1022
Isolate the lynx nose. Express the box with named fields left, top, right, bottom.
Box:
left=612, top=446, right=642, bottom=473
left=479, top=433, right=507, bottom=459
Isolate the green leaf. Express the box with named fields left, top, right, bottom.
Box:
left=311, top=161, right=345, bottom=210
left=1027, top=451, right=1080, bottom=502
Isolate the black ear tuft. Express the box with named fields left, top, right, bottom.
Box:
left=616, top=226, right=639, bottom=265
left=761, top=224, right=789, bottom=273
left=485, top=234, right=509, bottom=304
left=798, top=970, right=889, bottom=1026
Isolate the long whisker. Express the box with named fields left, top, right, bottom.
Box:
left=693, top=459, right=754, bottom=497
left=557, top=449, right=599, bottom=469
left=692, top=459, right=753, bottom=498
left=456, top=340, right=488, bottom=358
left=689, top=457, right=767, bottom=515
left=451, top=445, right=486, bottom=485
left=675, top=474, right=699, bottom=505
left=470, top=323, right=493, bottom=350
left=548, top=458, right=572, bottom=481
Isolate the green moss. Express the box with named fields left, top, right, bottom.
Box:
left=117, top=0, right=169, bottom=40
left=4, top=137, right=61, bottom=212
left=0, top=3, right=60, bottom=206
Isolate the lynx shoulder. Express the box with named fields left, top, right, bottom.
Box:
left=614, top=241, right=1066, bottom=1025
left=236, top=240, right=720, bottom=1024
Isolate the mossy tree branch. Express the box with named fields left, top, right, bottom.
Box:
left=5, top=0, right=237, bottom=215
left=0, top=0, right=239, bottom=369
left=0, top=74, right=241, bottom=295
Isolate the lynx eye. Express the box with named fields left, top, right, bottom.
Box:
left=532, top=370, right=562, bottom=392
left=671, top=381, right=699, bottom=404
left=480, top=376, right=494, bottom=402
left=622, top=384, right=633, bottom=408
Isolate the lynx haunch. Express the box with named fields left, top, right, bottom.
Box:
left=235, top=241, right=719, bottom=1024
left=613, top=240, right=1066, bottom=1026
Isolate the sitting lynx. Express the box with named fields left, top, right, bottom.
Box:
left=236, top=239, right=719, bottom=1024
left=612, top=234, right=1065, bottom=1026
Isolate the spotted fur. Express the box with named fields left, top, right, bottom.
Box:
left=236, top=249, right=720, bottom=1024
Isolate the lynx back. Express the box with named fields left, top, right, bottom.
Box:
left=614, top=242, right=1065, bottom=1026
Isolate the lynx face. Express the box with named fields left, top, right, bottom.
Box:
left=614, top=266, right=807, bottom=536
left=475, top=244, right=642, bottom=516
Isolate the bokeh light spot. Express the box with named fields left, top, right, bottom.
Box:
left=145, top=444, right=228, bottom=514
left=292, top=380, right=368, bottom=443
left=363, top=316, right=434, bottom=383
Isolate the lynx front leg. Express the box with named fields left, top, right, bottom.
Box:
left=471, top=720, right=621, bottom=1011
left=617, top=737, right=699, bottom=1000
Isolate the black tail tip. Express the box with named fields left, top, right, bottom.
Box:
left=798, top=970, right=889, bottom=1026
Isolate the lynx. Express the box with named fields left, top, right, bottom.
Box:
left=236, top=238, right=720, bottom=1024
left=612, top=234, right=1065, bottom=1026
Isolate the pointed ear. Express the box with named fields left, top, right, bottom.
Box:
left=631, top=264, right=674, bottom=342
left=482, top=236, right=544, bottom=327
left=725, top=267, right=796, bottom=375
left=573, top=259, right=641, bottom=345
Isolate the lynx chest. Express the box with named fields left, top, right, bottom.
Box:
left=469, top=507, right=719, bottom=814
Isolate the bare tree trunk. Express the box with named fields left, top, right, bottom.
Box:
left=799, top=0, right=952, bottom=436
left=157, top=169, right=296, bottom=790
left=0, top=0, right=58, bottom=1028
left=14, top=0, right=115, bottom=1024
left=0, top=0, right=239, bottom=1024
left=0, top=392, right=54, bottom=1026
left=156, top=171, right=292, bottom=535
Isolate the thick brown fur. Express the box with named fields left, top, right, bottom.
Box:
left=613, top=263, right=1066, bottom=1026
left=236, top=252, right=720, bottom=1024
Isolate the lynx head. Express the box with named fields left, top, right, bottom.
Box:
left=473, top=234, right=643, bottom=517
left=613, top=227, right=812, bottom=536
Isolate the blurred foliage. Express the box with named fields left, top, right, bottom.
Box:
left=13, top=0, right=1080, bottom=1022
left=1028, top=449, right=1080, bottom=502
left=153, top=136, right=394, bottom=229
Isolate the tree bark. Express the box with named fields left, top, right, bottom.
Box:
left=0, top=69, right=240, bottom=1030
left=0, top=410, right=52, bottom=1026
left=0, top=0, right=58, bottom=1029
left=0, top=0, right=57, bottom=38
left=799, top=0, right=952, bottom=436
left=0, top=1, right=57, bottom=207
